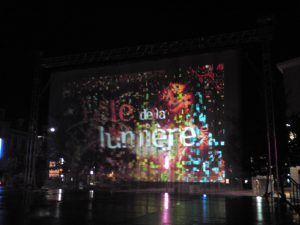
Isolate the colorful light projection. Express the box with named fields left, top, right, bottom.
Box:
left=61, top=63, right=226, bottom=183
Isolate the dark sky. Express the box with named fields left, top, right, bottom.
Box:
left=1, top=5, right=300, bottom=122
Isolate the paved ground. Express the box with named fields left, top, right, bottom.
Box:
left=0, top=187, right=299, bottom=225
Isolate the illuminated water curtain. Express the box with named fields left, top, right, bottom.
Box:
left=61, top=63, right=226, bottom=183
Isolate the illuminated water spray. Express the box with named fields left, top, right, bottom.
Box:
left=164, top=155, right=170, bottom=170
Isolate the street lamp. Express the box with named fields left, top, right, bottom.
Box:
left=49, top=127, right=56, bottom=133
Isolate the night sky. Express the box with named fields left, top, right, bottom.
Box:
left=1, top=5, right=300, bottom=123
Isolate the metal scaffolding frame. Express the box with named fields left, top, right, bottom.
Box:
left=41, top=28, right=272, bottom=69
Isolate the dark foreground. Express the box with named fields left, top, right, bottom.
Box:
left=0, top=187, right=299, bottom=225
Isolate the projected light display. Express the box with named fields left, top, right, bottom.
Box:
left=55, top=61, right=226, bottom=183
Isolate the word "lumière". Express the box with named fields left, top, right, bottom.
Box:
left=99, top=124, right=200, bottom=149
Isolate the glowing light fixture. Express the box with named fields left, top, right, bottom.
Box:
left=0, top=138, right=3, bottom=159
left=59, top=158, right=65, bottom=165
left=89, top=190, right=94, bottom=199
left=289, top=132, right=296, bottom=141
left=49, top=127, right=56, bottom=133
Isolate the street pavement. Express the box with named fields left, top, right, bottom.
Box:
left=0, top=187, right=299, bottom=225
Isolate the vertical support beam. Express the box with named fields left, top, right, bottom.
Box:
left=262, top=40, right=273, bottom=197
left=262, top=39, right=280, bottom=197
left=24, top=53, right=41, bottom=189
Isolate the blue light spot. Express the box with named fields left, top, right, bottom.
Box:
left=0, top=138, right=3, bottom=159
